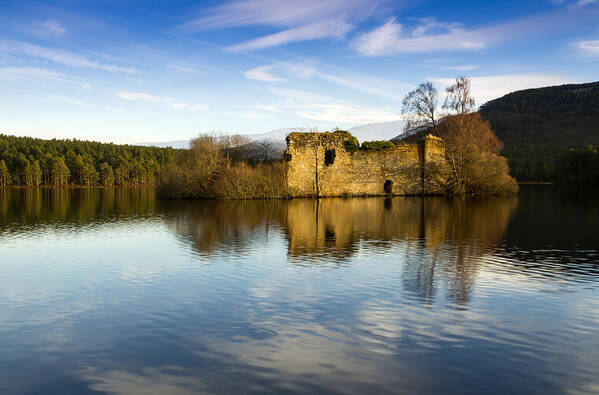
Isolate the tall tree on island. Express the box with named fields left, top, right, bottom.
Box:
left=433, top=77, right=517, bottom=194
left=443, top=76, right=476, bottom=114
left=401, top=82, right=440, bottom=135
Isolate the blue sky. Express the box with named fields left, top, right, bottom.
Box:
left=0, top=0, right=597, bottom=143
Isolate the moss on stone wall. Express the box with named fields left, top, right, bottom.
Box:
left=360, top=140, right=396, bottom=151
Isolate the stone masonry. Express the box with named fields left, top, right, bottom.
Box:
left=284, top=131, right=448, bottom=197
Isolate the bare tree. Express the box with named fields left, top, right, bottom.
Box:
left=402, top=82, right=439, bottom=135
left=443, top=76, right=475, bottom=114
left=256, top=140, right=275, bottom=162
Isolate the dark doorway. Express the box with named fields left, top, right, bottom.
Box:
left=384, top=180, right=393, bottom=194
left=324, top=149, right=336, bottom=166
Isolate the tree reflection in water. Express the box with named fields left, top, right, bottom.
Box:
left=162, top=195, right=519, bottom=306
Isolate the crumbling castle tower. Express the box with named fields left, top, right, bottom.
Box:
left=284, top=131, right=448, bottom=197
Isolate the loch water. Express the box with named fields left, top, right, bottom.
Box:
left=0, top=186, right=598, bottom=394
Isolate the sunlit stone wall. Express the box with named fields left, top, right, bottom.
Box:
left=284, top=132, right=448, bottom=197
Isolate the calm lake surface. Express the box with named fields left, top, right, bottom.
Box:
left=0, top=187, right=598, bottom=394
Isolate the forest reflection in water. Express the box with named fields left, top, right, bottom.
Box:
left=1, top=187, right=599, bottom=394
left=0, top=187, right=156, bottom=227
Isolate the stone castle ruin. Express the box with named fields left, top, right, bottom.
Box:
left=284, top=131, right=449, bottom=197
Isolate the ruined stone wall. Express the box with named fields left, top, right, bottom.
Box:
left=284, top=132, right=448, bottom=197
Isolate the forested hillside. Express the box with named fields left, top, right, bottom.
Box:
left=479, top=82, right=599, bottom=182
left=0, top=134, right=176, bottom=186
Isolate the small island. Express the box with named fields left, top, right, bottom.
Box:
left=158, top=78, right=518, bottom=199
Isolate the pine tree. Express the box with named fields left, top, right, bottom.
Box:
left=24, top=163, right=33, bottom=186
left=52, top=158, right=70, bottom=186
left=0, top=160, right=11, bottom=186
left=32, top=161, right=42, bottom=187
left=99, top=162, right=115, bottom=186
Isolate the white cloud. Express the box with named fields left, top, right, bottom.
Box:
left=352, top=19, right=484, bottom=56
left=0, top=40, right=135, bottom=73
left=573, top=39, right=599, bottom=55
left=0, top=66, right=88, bottom=88
left=118, top=91, right=162, bottom=103
left=229, top=20, right=353, bottom=51
left=48, top=96, right=97, bottom=109
left=268, top=88, right=401, bottom=124
left=256, top=103, right=280, bottom=112
left=246, top=62, right=410, bottom=101
left=117, top=91, right=209, bottom=111
left=244, top=65, right=285, bottom=82
left=184, top=0, right=383, bottom=50
left=432, top=73, right=579, bottom=104
left=166, top=64, right=208, bottom=74
left=352, top=5, right=599, bottom=57
left=184, top=0, right=379, bottom=30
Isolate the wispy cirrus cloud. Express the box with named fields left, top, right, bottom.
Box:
left=244, top=65, right=285, bottom=82
left=184, top=0, right=380, bottom=30
left=183, top=0, right=385, bottom=51
left=0, top=66, right=88, bottom=88
left=117, top=91, right=210, bottom=111
left=48, top=96, right=125, bottom=113
left=255, top=103, right=280, bottom=112
left=243, top=62, right=411, bottom=101
left=573, top=39, right=599, bottom=55
left=166, top=64, right=211, bottom=74
left=0, top=40, right=135, bottom=73
left=229, top=19, right=353, bottom=51
left=265, top=88, right=401, bottom=124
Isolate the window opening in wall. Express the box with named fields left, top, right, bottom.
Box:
left=324, top=149, right=336, bottom=166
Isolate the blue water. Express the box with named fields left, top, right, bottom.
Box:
left=0, top=187, right=598, bottom=394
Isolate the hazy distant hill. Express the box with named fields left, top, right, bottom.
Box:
left=139, top=121, right=405, bottom=149
left=137, top=139, right=191, bottom=149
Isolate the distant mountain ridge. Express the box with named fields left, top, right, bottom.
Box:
left=139, top=120, right=405, bottom=149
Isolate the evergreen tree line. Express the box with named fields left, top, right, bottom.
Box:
left=0, top=134, right=176, bottom=187
left=508, top=146, right=599, bottom=183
